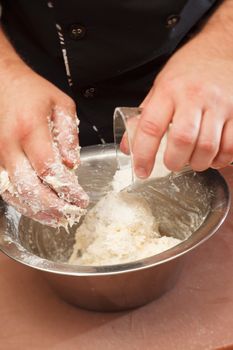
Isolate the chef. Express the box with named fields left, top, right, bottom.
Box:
left=0, top=0, right=232, bottom=225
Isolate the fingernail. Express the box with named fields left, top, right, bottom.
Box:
left=135, top=167, right=148, bottom=179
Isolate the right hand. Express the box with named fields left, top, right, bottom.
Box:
left=0, top=62, right=89, bottom=227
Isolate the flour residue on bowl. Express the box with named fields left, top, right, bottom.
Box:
left=69, top=161, right=182, bottom=266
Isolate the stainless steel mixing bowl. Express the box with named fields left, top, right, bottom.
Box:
left=0, top=144, right=230, bottom=312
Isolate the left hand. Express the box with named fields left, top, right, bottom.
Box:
left=121, top=35, right=233, bottom=178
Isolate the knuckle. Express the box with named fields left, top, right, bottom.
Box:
left=185, top=82, right=204, bottom=99
left=17, top=121, right=35, bottom=144
left=198, top=140, right=217, bottom=153
left=140, top=118, right=163, bottom=138
left=133, top=150, right=152, bottom=168
left=185, top=82, right=222, bottom=103
left=208, top=85, right=222, bottom=101
left=134, top=157, right=147, bottom=167
left=172, top=131, right=194, bottom=147
left=1, top=114, right=36, bottom=147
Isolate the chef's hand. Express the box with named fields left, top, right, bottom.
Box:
left=0, top=59, right=88, bottom=227
left=121, top=9, right=233, bottom=178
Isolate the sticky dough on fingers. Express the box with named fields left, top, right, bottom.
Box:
left=1, top=158, right=86, bottom=228
left=22, top=114, right=89, bottom=209
left=0, top=166, right=15, bottom=198
left=0, top=166, right=46, bottom=222
left=51, top=107, right=81, bottom=169
left=41, top=160, right=89, bottom=208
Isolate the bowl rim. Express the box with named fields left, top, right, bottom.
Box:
left=0, top=145, right=231, bottom=276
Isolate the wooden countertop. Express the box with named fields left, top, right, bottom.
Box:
left=0, top=167, right=233, bottom=350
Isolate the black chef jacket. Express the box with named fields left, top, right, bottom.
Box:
left=1, top=0, right=218, bottom=146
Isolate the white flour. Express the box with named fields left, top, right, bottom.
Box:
left=0, top=110, right=88, bottom=229
left=0, top=170, right=14, bottom=194
left=112, top=132, right=171, bottom=192
left=69, top=141, right=182, bottom=266
left=69, top=191, right=181, bottom=266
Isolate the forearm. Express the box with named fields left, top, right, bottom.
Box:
left=0, top=27, right=30, bottom=77
left=188, top=0, right=233, bottom=58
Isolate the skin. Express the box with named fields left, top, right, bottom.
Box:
left=0, top=28, right=88, bottom=224
left=1, top=0, right=233, bottom=223
left=121, top=0, right=233, bottom=178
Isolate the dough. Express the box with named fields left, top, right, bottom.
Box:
left=69, top=191, right=182, bottom=266
left=68, top=135, right=181, bottom=266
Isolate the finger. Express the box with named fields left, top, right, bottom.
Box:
left=42, top=160, right=89, bottom=208
left=120, top=87, right=154, bottom=154
left=132, top=89, right=174, bottom=178
left=190, top=110, right=224, bottom=171
left=2, top=185, right=85, bottom=228
left=120, top=116, right=140, bottom=155
left=119, top=132, right=130, bottom=154
left=5, top=151, right=66, bottom=217
left=164, top=105, right=202, bottom=171
left=21, top=114, right=55, bottom=173
left=120, top=88, right=154, bottom=154
left=4, top=154, right=86, bottom=226
left=212, top=119, right=233, bottom=168
left=52, top=106, right=80, bottom=169
left=21, top=116, right=88, bottom=208
left=0, top=162, right=61, bottom=225
left=2, top=189, right=60, bottom=227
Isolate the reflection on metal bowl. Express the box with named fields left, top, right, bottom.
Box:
left=0, top=144, right=230, bottom=312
